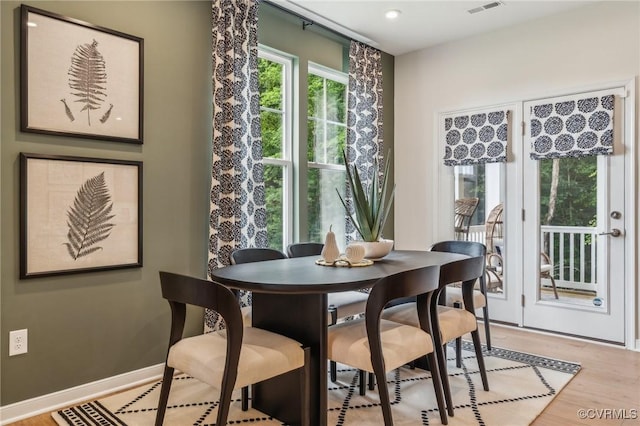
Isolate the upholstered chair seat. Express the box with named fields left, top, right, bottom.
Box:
left=328, top=318, right=433, bottom=372
left=443, top=286, right=486, bottom=310
left=168, top=327, right=305, bottom=390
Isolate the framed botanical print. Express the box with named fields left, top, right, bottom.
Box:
left=20, top=153, right=143, bottom=278
left=21, top=5, right=144, bottom=143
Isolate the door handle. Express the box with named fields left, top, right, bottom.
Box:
left=599, top=229, right=622, bottom=237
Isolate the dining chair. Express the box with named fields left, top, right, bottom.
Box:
left=230, top=247, right=288, bottom=326
left=287, top=242, right=371, bottom=387
left=327, top=265, right=449, bottom=425
left=382, top=255, right=490, bottom=417
left=430, top=240, right=491, bottom=367
left=229, top=247, right=287, bottom=409
left=155, top=271, right=310, bottom=426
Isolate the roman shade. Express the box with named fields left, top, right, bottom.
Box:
left=443, top=110, right=509, bottom=166
left=529, top=94, right=614, bottom=160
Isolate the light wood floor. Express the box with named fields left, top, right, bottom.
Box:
left=9, top=323, right=640, bottom=425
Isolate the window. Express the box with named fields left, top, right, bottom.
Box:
left=258, top=49, right=348, bottom=250
left=307, top=64, right=347, bottom=244
left=258, top=49, right=293, bottom=250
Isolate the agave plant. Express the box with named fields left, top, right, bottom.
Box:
left=336, top=149, right=395, bottom=242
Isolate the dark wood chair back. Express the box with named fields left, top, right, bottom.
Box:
left=363, top=264, right=447, bottom=425
left=157, top=271, right=243, bottom=425
left=366, top=265, right=442, bottom=368
left=431, top=240, right=488, bottom=301
left=230, top=247, right=287, bottom=265
left=436, top=256, right=486, bottom=303
left=286, top=242, right=324, bottom=258
left=431, top=240, right=486, bottom=258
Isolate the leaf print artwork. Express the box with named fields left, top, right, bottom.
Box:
left=60, top=98, right=75, bottom=122
left=64, top=172, right=116, bottom=260
left=68, top=39, right=107, bottom=126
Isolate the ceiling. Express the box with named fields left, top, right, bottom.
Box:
left=273, top=0, right=596, bottom=56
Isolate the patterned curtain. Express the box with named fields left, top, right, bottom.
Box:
left=529, top=94, right=614, bottom=160
left=206, top=0, right=266, bottom=331
left=345, top=41, right=384, bottom=242
left=443, top=110, right=509, bottom=166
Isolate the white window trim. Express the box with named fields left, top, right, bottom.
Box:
left=259, top=46, right=294, bottom=249
left=308, top=62, right=347, bottom=169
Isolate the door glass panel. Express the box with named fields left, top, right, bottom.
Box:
left=454, top=162, right=505, bottom=295
left=538, top=156, right=602, bottom=308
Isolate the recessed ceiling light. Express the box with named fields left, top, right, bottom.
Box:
left=385, top=9, right=401, bottom=20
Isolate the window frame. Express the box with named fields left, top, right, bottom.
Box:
left=258, top=47, right=294, bottom=249
left=307, top=62, right=348, bottom=171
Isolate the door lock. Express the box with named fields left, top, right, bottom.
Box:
left=599, top=229, right=622, bottom=237
left=610, top=211, right=622, bottom=219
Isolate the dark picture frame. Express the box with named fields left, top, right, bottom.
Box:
left=20, top=5, right=144, bottom=144
left=20, top=153, right=143, bottom=279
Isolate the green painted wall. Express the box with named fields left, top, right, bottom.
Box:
left=0, top=0, right=395, bottom=407
left=1, top=1, right=212, bottom=405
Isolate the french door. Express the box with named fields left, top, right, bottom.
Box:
left=521, top=88, right=627, bottom=343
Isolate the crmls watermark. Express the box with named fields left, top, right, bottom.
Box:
left=577, top=408, right=638, bottom=420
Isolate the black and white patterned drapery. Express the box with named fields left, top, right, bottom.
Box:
left=206, top=0, right=265, bottom=331
left=345, top=41, right=384, bottom=242
left=443, top=110, right=509, bottom=166
left=530, top=94, right=614, bottom=160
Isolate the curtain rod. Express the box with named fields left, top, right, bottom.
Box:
left=262, top=0, right=376, bottom=47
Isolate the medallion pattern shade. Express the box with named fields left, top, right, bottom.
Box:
left=345, top=41, right=384, bottom=242
left=443, top=110, right=509, bottom=166
left=530, top=94, right=614, bottom=160
left=206, top=0, right=265, bottom=331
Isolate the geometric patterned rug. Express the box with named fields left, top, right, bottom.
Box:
left=52, top=342, right=580, bottom=425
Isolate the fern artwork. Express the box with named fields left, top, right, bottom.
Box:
left=64, top=172, right=116, bottom=260
left=66, top=39, right=111, bottom=126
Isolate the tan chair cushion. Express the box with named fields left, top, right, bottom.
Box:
left=168, top=327, right=304, bottom=390
left=436, top=305, right=478, bottom=342
left=444, top=287, right=486, bottom=309
left=327, top=318, right=433, bottom=373
left=382, top=303, right=478, bottom=343
left=328, top=291, right=369, bottom=319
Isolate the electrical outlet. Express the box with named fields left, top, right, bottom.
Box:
left=9, top=329, right=28, bottom=356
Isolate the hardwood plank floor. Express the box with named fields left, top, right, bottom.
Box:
left=8, top=323, right=640, bottom=425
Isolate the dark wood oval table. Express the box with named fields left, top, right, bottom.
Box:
left=210, top=249, right=468, bottom=426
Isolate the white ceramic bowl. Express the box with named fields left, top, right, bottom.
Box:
left=350, top=239, right=394, bottom=260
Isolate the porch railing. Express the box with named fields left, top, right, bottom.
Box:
left=467, top=224, right=598, bottom=292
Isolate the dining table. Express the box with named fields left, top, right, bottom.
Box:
left=210, top=249, right=468, bottom=426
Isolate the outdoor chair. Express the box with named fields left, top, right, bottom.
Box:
left=454, top=197, right=479, bottom=241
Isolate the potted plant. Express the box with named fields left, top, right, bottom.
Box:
left=336, top=148, right=395, bottom=259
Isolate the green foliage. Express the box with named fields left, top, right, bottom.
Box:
left=259, top=57, right=348, bottom=248
left=539, top=157, right=597, bottom=227
left=540, top=157, right=598, bottom=282
left=337, top=149, right=395, bottom=242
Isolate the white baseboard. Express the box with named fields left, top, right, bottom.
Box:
left=0, top=363, right=164, bottom=425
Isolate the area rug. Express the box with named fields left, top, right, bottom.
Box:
left=52, top=342, right=580, bottom=425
